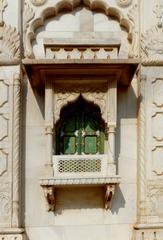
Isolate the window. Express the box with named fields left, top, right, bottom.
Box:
left=56, top=96, right=105, bottom=155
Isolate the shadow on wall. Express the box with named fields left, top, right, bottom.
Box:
left=53, top=186, right=125, bottom=216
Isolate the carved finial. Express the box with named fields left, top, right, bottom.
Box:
left=0, top=0, right=7, bottom=26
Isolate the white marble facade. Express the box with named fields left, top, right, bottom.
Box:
left=0, top=0, right=163, bottom=240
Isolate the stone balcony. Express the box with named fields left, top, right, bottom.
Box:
left=40, top=154, right=120, bottom=211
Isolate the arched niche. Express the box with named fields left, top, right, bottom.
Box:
left=55, top=96, right=105, bottom=155
left=24, top=0, right=137, bottom=59
left=54, top=90, right=107, bottom=125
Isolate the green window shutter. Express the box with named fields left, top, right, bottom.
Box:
left=56, top=100, right=104, bottom=155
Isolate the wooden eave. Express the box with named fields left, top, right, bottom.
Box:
left=23, top=59, right=140, bottom=90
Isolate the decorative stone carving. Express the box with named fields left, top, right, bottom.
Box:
left=24, top=0, right=134, bottom=59
left=0, top=24, right=20, bottom=63
left=30, top=0, right=46, bottom=6
left=0, top=150, right=7, bottom=176
left=128, top=3, right=139, bottom=58
left=0, top=183, right=11, bottom=225
left=0, top=234, right=23, bottom=240
left=23, top=2, right=35, bottom=34
left=148, top=183, right=163, bottom=217
left=40, top=177, right=120, bottom=211
left=54, top=89, right=107, bottom=124
left=42, top=186, right=55, bottom=211
left=0, top=0, right=7, bottom=26
left=133, top=229, right=163, bottom=240
left=116, top=0, right=132, bottom=7
left=0, top=79, right=8, bottom=107
left=153, top=3, right=163, bottom=28
left=105, top=184, right=115, bottom=210
left=141, top=26, right=163, bottom=65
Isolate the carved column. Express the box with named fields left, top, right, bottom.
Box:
left=137, top=75, right=147, bottom=223
left=12, top=74, right=21, bottom=228
left=45, top=79, right=54, bottom=175
left=107, top=80, right=117, bottom=174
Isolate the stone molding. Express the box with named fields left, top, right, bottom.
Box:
left=11, top=74, right=21, bottom=228
left=137, top=75, right=147, bottom=222
left=23, top=0, right=137, bottom=59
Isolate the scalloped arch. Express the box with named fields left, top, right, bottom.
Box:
left=25, top=0, right=134, bottom=58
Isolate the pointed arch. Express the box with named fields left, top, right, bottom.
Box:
left=25, top=0, right=134, bottom=58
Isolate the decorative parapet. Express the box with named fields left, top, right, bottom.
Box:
left=40, top=176, right=120, bottom=211
left=44, top=38, right=120, bottom=60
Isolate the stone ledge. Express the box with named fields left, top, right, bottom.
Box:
left=39, top=176, right=121, bottom=186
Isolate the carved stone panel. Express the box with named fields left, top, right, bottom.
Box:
left=152, top=78, right=163, bottom=107
left=152, top=147, right=163, bottom=176
left=147, top=182, right=163, bottom=217
left=0, top=80, right=8, bottom=107
left=0, top=115, right=8, bottom=141
left=0, top=150, right=7, bottom=176
left=152, top=113, right=163, bottom=141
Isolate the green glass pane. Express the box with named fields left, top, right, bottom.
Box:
left=63, top=136, right=76, bottom=154
left=84, top=136, right=97, bottom=154
left=63, top=115, right=76, bottom=132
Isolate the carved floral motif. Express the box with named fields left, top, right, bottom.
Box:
left=0, top=24, right=20, bottom=62
left=141, top=26, right=163, bottom=65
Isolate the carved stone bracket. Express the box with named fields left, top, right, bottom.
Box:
left=42, top=186, right=55, bottom=211
left=40, top=177, right=120, bottom=211
left=105, top=184, right=115, bottom=210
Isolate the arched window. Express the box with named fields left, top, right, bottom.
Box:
left=56, top=96, right=105, bottom=155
